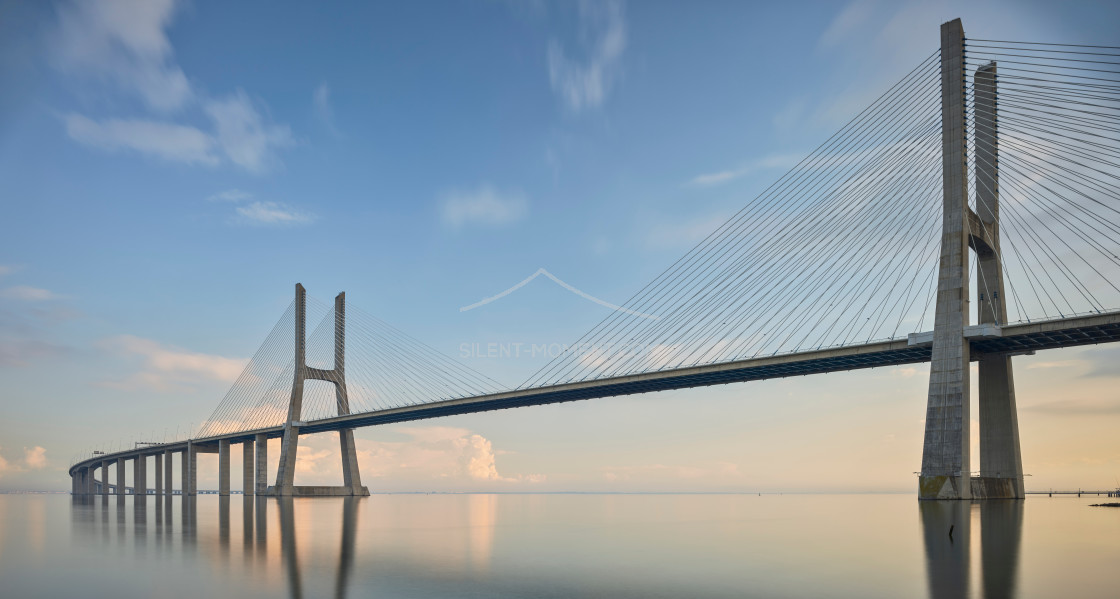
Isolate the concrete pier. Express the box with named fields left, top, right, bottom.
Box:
left=255, top=434, right=268, bottom=495
left=919, top=18, right=972, bottom=500
left=133, top=455, right=146, bottom=496
left=183, top=443, right=196, bottom=496
left=243, top=439, right=255, bottom=496
left=154, top=452, right=163, bottom=495
left=164, top=450, right=173, bottom=495
left=219, top=439, right=231, bottom=496
left=972, top=61, right=1024, bottom=499
left=101, top=461, right=110, bottom=497
left=116, top=457, right=126, bottom=495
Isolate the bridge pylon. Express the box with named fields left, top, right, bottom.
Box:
left=265, top=283, right=369, bottom=497
left=918, top=18, right=1023, bottom=500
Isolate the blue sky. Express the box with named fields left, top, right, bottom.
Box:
left=1, top=0, right=1119, bottom=492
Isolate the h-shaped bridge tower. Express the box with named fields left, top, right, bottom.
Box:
left=918, top=19, right=1022, bottom=500
left=266, top=284, right=369, bottom=496
left=71, top=18, right=1120, bottom=502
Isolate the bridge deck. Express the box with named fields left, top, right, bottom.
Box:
left=70, top=311, right=1120, bottom=476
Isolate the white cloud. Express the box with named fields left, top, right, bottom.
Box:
left=0, top=449, right=15, bottom=478
left=440, top=185, right=528, bottom=229
left=689, top=153, right=804, bottom=187
left=547, top=0, right=627, bottom=112
left=206, top=189, right=253, bottom=202
left=280, top=426, right=544, bottom=488
left=52, top=0, right=192, bottom=112
left=64, top=113, right=218, bottom=166
left=98, top=334, right=246, bottom=392
left=0, top=286, right=60, bottom=301
left=204, top=91, right=294, bottom=173
left=817, top=0, right=878, bottom=50
left=204, top=190, right=316, bottom=227
left=23, top=447, right=47, bottom=469
left=52, top=2, right=296, bottom=174
left=235, top=201, right=315, bottom=226
left=0, top=266, right=14, bottom=277
left=313, top=82, right=340, bottom=136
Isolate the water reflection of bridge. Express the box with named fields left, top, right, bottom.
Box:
left=69, top=495, right=1030, bottom=598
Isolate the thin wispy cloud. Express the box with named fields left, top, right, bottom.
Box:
left=0, top=266, right=15, bottom=277
left=63, top=95, right=292, bottom=173
left=817, top=0, right=878, bottom=51
left=547, top=0, right=627, bottom=112
left=204, top=90, right=294, bottom=173
left=440, top=185, right=528, bottom=229
left=0, top=286, right=60, bottom=301
left=235, top=201, right=315, bottom=226
left=51, top=0, right=192, bottom=112
left=64, top=113, right=219, bottom=166
left=206, top=189, right=253, bottom=203
left=51, top=0, right=294, bottom=174
left=97, top=334, right=247, bottom=392
left=689, top=153, right=805, bottom=187
left=1023, top=397, right=1120, bottom=415
left=205, top=190, right=316, bottom=227
left=313, top=82, right=341, bottom=137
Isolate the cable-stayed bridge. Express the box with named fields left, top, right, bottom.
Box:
left=69, top=19, right=1120, bottom=500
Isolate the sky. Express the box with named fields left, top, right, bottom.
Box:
left=1, top=0, right=1119, bottom=493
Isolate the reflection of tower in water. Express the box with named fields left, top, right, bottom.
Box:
left=276, top=497, right=362, bottom=599
left=920, top=501, right=1023, bottom=599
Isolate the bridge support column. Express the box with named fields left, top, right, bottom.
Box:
left=255, top=434, right=268, bottom=495
left=183, top=443, right=197, bottom=496
left=116, top=457, right=126, bottom=495
left=164, top=450, right=173, bottom=495
left=243, top=439, right=255, bottom=496
left=154, top=452, right=163, bottom=495
left=268, top=285, right=368, bottom=497
left=101, top=461, right=110, bottom=497
left=134, top=455, right=146, bottom=496
left=919, top=18, right=971, bottom=500
left=219, top=439, right=231, bottom=496
left=973, top=61, right=1024, bottom=499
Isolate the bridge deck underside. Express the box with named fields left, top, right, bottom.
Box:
left=69, top=316, right=1120, bottom=476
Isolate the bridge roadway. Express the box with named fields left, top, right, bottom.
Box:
left=69, top=310, right=1120, bottom=480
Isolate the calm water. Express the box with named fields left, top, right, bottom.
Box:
left=0, top=493, right=1116, bottom=598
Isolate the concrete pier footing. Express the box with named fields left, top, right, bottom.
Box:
left=255, top=434, right=268, bottom=495
left=134, top=455, right=146, bottom=496
left=116, top=458, right=125, bottom=495
left=219, top=439, right=231, bottom=496
left=154, top=452, right=163, bottom=495
left=243, top=440, right=255, bottom=496
left=164, top=450, right=173, bottom=495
